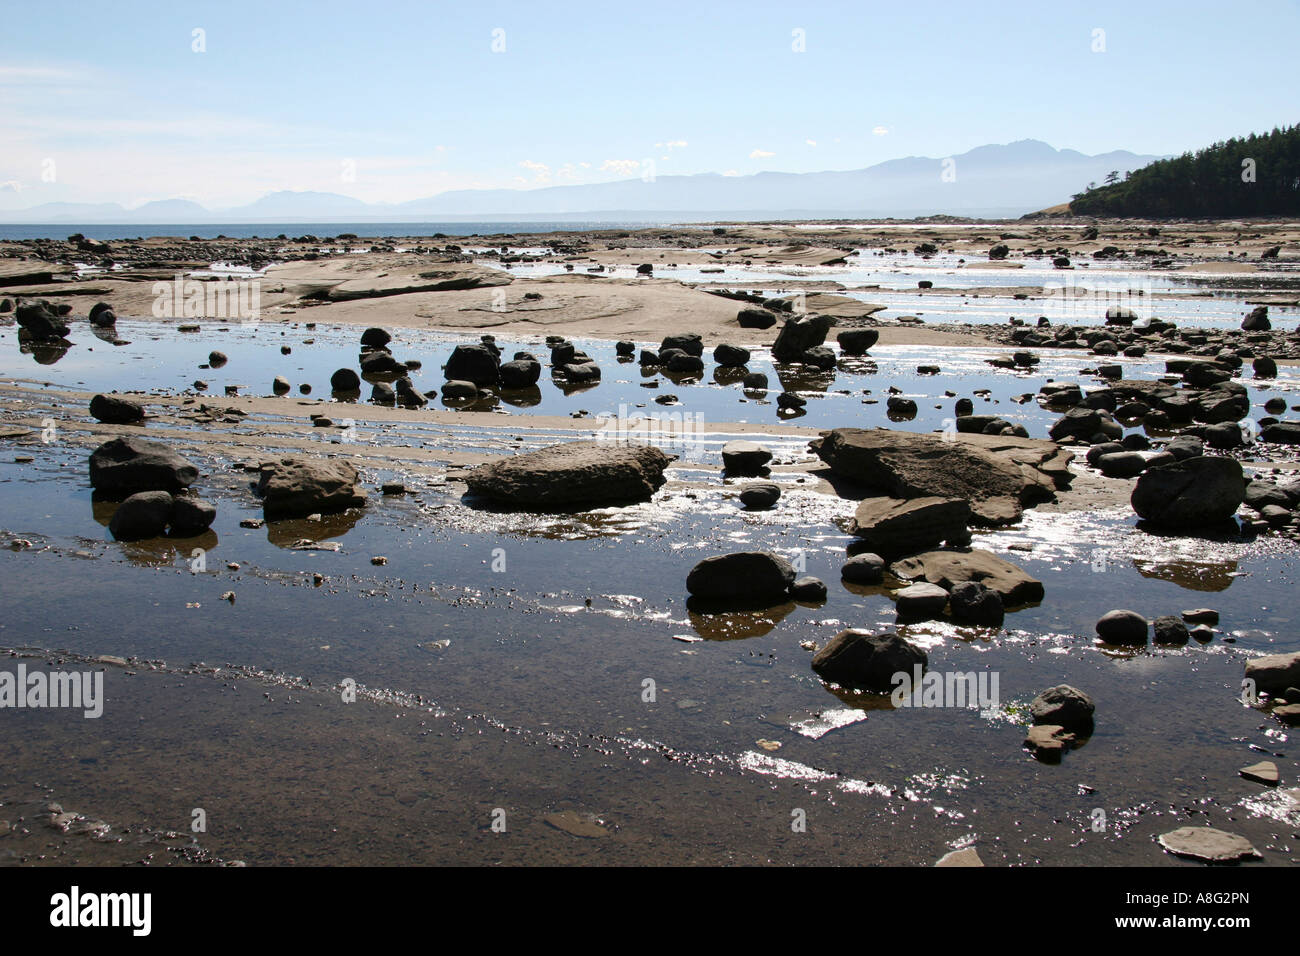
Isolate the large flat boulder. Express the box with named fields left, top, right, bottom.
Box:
left=848, top=496, right=970, bottom=558
left=812, top=427, right=1070, bottom=524
left=889, top=548, right=1044, bottom=606
left=465, top=440, right=673, bottom=509
left=257, top=457, right=367, bottom=520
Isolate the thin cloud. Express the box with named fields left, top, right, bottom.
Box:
left=600, top=159, right=641, bottom=176
left=749, top=149, right=774, bottom=159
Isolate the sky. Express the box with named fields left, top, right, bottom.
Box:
left=1, top=0, right=1297, bottom=210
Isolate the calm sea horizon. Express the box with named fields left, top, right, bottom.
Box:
left=0, top=221, right=682, bottom=242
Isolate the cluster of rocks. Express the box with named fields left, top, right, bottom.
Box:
left=11, top=297, right=118, bottom=345
left=1092, top=607, right=1220, bottom=646
left=88, top=436, right=215, bottom=541
left=691, top=426, right=1060, bottom=630
left=994, top=304, right=1300, bottom=361
left=1244, top=649, right=1300, bottom=726
left=324, top=327, right=432, bottom=407
left=1037, top=365, right=1300, bottom=533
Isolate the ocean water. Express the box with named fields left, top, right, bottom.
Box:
left=0, top=221, right=675, bottom=242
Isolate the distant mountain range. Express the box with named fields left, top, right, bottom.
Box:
left=0, top=140, right=1164, bottom=223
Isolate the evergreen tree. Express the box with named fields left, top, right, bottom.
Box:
left=1069, top=124, right=1300, bottom=217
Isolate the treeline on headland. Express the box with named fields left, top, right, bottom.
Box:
left=1068, top=124, right=1300, bottom=217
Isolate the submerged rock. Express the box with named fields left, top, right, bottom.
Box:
left=1024, top=724, right=1075, bottom=762
left=465, top=440, right=673, bottom=509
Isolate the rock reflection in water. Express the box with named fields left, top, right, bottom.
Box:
left=266, top=509, right=363, bottom=548
left=498, top=386, right=542, bottom=408
left=686, top=598, right=795, bottom=640
left=118, top=531, right=219, bottom=568
left=1133, top=557, right=1240, bottom=592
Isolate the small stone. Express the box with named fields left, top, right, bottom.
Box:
left=1096, top=609, right=1148, bottom=645
left=790, top=576, right=827, bottom=601
left=935, top=847, right=984, bottom=867
left=371, top=556, right=388, bottom=566
left=1157, top=827, right=1261, bottom=863
left=895, top=582, right=949, bottom=619
left=841, top=552, right=885, bottom=584
left=1182, top=608, right=1219, bottom=625
left=1239, top=761, right=1279, bottom=786
left=738, top=482, right=781, bottom=510
left=1024, top=724, right=1074, bottom=762
left=543, top=811, right=608, bottom=839
left=1029, top=685, right=1095, bottom=734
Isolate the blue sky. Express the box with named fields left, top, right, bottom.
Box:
left=2, top=0, right=1297, bottom=209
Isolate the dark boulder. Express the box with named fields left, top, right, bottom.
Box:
left=686, top=551, right=796, bottom=604
left=1131, top=456, right=1245, bottom=528
left=89, top=436, right=198, bottom=497
left=811, top=630, right=927, bottom=692
left=108, top=491, right=175, bottom=541
left=89, top=394, right=145, bottom=425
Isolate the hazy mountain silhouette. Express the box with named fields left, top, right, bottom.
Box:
left=0, top=140, right=1163, bottom=222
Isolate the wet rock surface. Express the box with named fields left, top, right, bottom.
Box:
left=465, top=440, right=673, bottom=509
left=256, top=457, right=367, bottom=520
